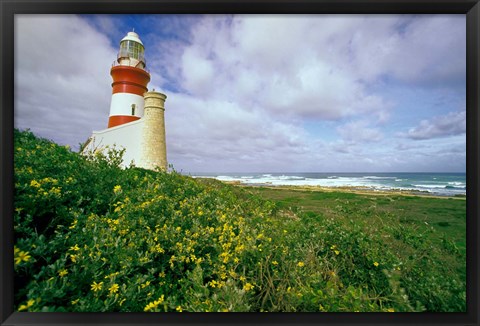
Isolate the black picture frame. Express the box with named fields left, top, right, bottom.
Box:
left=1, top=1, right=479, bottom=325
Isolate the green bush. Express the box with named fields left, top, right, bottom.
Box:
left=13, top=129, right=465, bottom=312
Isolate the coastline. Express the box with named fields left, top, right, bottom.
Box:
left=220, top=180, right=466, bottom=200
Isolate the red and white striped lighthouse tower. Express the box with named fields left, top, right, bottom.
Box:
left=107, top=31, right=151, bottom=128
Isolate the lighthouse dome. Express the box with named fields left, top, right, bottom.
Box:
left=120, top=31, right=144, bottom=46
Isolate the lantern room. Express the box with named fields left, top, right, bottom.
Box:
left=117, top=31, right=146, bottom=69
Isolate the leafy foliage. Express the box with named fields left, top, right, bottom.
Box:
left=13, top=129, right=465, bottom=312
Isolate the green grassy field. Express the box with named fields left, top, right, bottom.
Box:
left=13, top=129, right=466, bottom=312
left=241, top=186, right=466, bottom=253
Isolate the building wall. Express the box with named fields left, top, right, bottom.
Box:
left=83, top=91, right=168, bottom=171
left=84, top=119, right=145, bottom=167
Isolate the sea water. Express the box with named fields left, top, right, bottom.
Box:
left=189, top=172, right=466, bottom=196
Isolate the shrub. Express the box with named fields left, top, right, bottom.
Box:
left=13, top=129, right=465, bottom=312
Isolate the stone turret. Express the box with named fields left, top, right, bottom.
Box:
left=138, top=91, right=168, bottom=171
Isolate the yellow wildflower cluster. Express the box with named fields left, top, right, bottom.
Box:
left=49, top=186, right=62, bottom=196
left=69, top=254, right=77, bottom=263
left=58, top=269, right=68, bottom=277
left=104, top=272, right=120, bottom=279
left=140, top=280, right=151, bottom=289
left=243, top=283, right=254, bottom=291
left=69, top=219, right=78, bottom=230
left=18, top=299, right=36, bottom=311
left=113, top=185, right=122, bottom=194
left=144, top=295, right=165, bottom=312
left=14, top=246, right=31, bottom=265
left=69, top=244, right=80, bottom=252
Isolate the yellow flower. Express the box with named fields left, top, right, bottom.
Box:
left=113, top=185, right=122, bottom=194
left=14, top=248, right=31, bottom=265
left=70, top=254, right=77, bottom=263
left=334, top=250, right=340, bottom=255
left=176, top=306, right=183, bottom=312
left=49, top=187, right=61, bottom=196
left=30, top=180, right=41, bottom=188
left=69, top=220, right=77, bottom=229
left=387, top=308, right=395, bottom=312
left=109, top=283, right=119, bottom=294
left=272, top=261, right=278, bottom=265
left=297, top=261, right=305, bottom=267
left=373, top=262, right=379, bottom=267
left=91, top=281, right=103, bottom=292
left=58, top=269, right=68, bottom=277
left=17, top=299, right=35, bottom=311
left=69, top=244, right=80, bottom=251
left=243, top=283, right=254, bottom=291
left=144, top=295, right=165, bottom=312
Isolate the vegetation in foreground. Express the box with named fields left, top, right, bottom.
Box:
left=14, top=129, right=466, bottom=312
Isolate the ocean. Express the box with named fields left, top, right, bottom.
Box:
left=189, top=172, right=466, bottom=196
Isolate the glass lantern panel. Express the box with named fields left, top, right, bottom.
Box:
left=119, top=40, right=145, bottom=62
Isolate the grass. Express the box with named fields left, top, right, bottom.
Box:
left=240, top=186, right=466, bottom=253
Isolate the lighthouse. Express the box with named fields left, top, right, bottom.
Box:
left=83, top=31, right=169, bottom=171
left=108, top=31, right=151, bottom=128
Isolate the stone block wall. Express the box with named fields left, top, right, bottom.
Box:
left=138, top=91, right=168, bottom=171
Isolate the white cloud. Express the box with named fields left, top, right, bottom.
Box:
left=15, top=15, right=116, bottom=148
left=181, top=48, right=215, bottom=95
left=169, top=15, right=396, bottom=123
left=348, top=15, right=465, bottom=86
left=165, top=93, right=311, bottom=172
left=337, top=120, right=383, bottom=143
left=14, top=14, right=466, bottom=172
left=401, top=110, right=466, bottom=140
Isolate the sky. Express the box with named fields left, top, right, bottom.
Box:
left=14, top=14, right=466, bottom=173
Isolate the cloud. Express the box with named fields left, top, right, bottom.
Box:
left=401, top=110, right=466, bottom=140
left=336, top=120, right=383, bottom=143
left=145, top=14, right=465, bottom=172
left=15, top=15, right=116, bottom=148
left=168, top=15, right=397, bottom=123
left=14, top=14, right=466, bottom=173
left=164, top=93, right=312, bottom=172
left=348, top=15, right=466, bottom=87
